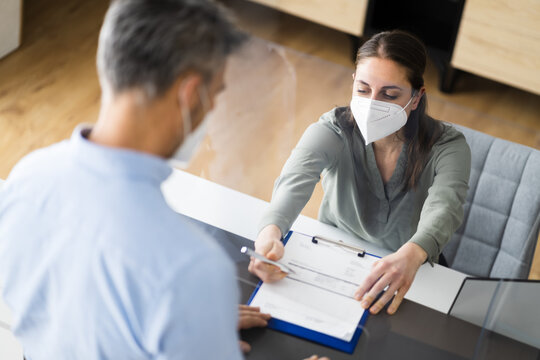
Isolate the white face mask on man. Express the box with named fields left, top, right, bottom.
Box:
left=350, top=94, right=416, bottom=145
left=169, top=85, right=211, bottom=169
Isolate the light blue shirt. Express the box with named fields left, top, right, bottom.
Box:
left=0, top=127, right=243, bottom=359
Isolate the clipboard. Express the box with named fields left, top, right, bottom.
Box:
left=247, top=231, right=380, bottom=354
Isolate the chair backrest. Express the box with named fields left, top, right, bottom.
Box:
left=443, top=125, right=540, bottom=278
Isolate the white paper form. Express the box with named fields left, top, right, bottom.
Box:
left=250, top=232, right=378, bottom=342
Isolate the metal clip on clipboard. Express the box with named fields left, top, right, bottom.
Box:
left=311, top=235, right=366, bottom=257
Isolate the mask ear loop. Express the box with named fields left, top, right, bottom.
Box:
left=197, top=84, right=211, bottom=115
left=178, top=80, right=193, bottom=143
left=180, top=106, right=192, bottom=143
left=178, top=81, right=210, bottom=142
left=194, top=84, right=212, bottom=156
left=403, top=90, right=418, bottom=110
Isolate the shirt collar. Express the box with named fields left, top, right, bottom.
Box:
left=69, top=125, right=173, bottom=184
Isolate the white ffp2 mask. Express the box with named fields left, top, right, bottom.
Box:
left=350, top=95, right=415, bottom=145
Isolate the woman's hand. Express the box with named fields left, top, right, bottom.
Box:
left=354, top=242, right=427, bottom=315
left=248, top=224, right=287, bottom=282
left=237, top=305, right=271, bottom=353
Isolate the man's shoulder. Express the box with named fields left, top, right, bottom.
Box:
left=1, top=141, right=70, bottom=205
left=7, top=141, right=69, bottom=183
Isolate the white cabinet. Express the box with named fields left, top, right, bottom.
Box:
left=0, top=0, right=22, bottom=59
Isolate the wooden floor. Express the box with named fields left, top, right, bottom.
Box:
left=0, top=0, right=539, bottom=278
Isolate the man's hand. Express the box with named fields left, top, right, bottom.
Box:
left=248, top=225, right=287, bottom=282
left=238, top=305, right=271, bottom=353
left=237, top=307, right=331, bottom=360
left=354, top=242, right=427, bottom=315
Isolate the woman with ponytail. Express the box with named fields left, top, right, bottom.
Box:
left=250, top=30, right=471, bottom=315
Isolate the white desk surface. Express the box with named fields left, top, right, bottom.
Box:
left=0, top=326, right=23, bottom=360
left=162, top=169, right=467, bottom=314
left=0, top=289, right=13, bottom=327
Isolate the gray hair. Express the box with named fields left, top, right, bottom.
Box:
left=97, top=0, right=246, bottom=99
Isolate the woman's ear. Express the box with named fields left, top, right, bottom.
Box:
left=411, top=87, right=425, bottom=111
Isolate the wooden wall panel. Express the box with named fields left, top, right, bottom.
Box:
left=452, top=0, right=540, bottom=95
left=247, top=0, right=368, bottom=35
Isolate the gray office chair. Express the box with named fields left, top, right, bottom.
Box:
left=442, top=125, right=540, bottom=278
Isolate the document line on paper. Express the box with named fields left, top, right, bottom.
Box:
left=286, top=262, right=361, bottom=299
left=288, top=262, right=361, bottom=286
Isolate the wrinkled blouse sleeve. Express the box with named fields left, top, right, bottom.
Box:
left=258, top=116, right=345, bottom=237
left=409, top=133, right=471, bottom=264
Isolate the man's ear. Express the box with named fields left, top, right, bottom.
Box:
left=411, top=87, right=425, bottom=111
left=177, top=74, right=203, bottom=109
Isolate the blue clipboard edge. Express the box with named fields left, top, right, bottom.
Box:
left=246, top=231, right=377, bottom=354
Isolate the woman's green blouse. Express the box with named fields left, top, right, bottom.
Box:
left=259, top=108, right=471, bottom=264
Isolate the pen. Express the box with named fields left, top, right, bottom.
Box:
left=240, top=246, right=295, bottom=274
left=312, top=236, right=366, bottom=257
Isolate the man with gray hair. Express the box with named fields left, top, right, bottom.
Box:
left=0, top=0, right=273, bottom=358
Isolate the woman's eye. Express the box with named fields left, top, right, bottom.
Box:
left=357, top=89, right=368, bottom=94
left=383, top=93, right=398, bottom=100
